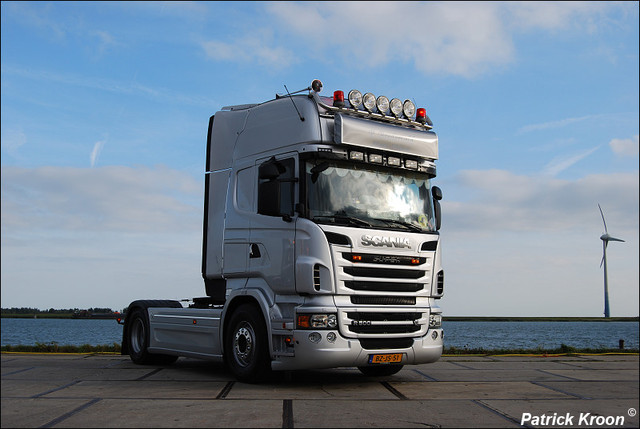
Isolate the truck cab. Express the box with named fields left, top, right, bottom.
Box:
left=122, top=80, right=444, bottom=381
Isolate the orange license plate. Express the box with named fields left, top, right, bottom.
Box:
left=368, top=353, right=403, bottom=364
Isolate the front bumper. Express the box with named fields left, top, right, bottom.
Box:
left=270, top=328, right=443, bottom=371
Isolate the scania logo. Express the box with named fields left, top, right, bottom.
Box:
left=361, top=235, right=412, bottom=249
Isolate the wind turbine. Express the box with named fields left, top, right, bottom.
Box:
left=598, top=204, right=625, bottom=318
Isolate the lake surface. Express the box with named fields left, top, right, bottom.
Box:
left=1, top=318, right=638, bottom=350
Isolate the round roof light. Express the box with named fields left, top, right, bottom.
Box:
left=363, top=93, right=376, bottom=112
left=376, top=95, right=389, bottom=115
left=348, top=90, right=363, bottom=109
left=403, top=100, right=416, bottom=119
left=390, top=98, right=403, bottom=117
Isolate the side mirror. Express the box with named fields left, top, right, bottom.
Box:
left=259, top=162, right=281, bottom=181
left=432, top=186, right=442, bottom=230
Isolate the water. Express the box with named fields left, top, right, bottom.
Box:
left=1, top=318, right=638, bottom=350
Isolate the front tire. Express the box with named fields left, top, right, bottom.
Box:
left=225, top=303, right=271, bottom=382
left=358, top=365, right=404, bottom=377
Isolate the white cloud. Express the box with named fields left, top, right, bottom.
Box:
left=202, top=31, right=296, bottom=69
left=90, top=140, right=105, bottom=167
left=542, top=145, right=600, bottom=176
left=517, top=115, right=596, bottom=134
left=262, top=1, right=626, bottom=78
left=609, top=135, right=639, bottom=157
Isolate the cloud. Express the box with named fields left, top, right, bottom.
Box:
left=609, top=135, right=639, bottom=157
left=517, top=115, right=596, bottom=134
left=90, top=140, right=105, bottom=167
left=262, top=1, right=627, bottom=78
left=542, top=145, right=601, bottom=176
left=444, top=169, right=639, bottom=235
left=202, top=31, right=296, bottom=69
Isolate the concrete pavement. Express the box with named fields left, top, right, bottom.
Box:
left=1, top=353, right=638, bottom=428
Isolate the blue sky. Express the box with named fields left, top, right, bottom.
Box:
left=2, top=1, right=638, bottom=316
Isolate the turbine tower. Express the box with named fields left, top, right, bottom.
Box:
left=598, top=204, right=625, bottom=318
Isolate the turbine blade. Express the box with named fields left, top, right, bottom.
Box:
left=598, top=204, right=608, bottom=234
left=608, top=236, right=625, bottom=243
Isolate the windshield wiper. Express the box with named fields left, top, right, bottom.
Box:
left=369, top=218, right=424, bottom=232
left=312, top=214, right=372, bottom=228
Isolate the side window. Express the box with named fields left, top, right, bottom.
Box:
left=235, top=166, right=254, bottom=212
left=258, top=157, right=295, bottom=217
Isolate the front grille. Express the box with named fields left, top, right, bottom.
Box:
left=343, top=267, right=424, bottom=279
left=344, top=281, right=422, bottom=292
left=345, top=311, right=424, bottom=335
left=351, top=296, right=416, bottom=305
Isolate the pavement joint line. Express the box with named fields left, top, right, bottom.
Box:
left=39, top=397, right=101, bottom=428
left=31, top=380, right=81, bottom=398
left=535, top=368, right=583, bottom=381
left=282, top=399, right=293, bottom=429
left=135, top=367, right=163, bottom=381
left=411, top=368, right=439, bottom=381
left=380, top=381, right=407, bottom=400
left=2, top=366, right=36, bottom=376
left=448, top=361, right=477, bottom=369
left=473, top=399, right=527, bottom=428
left=530, top=380, right=591, bottom=399
left=216, top=381, right=235, bottom=399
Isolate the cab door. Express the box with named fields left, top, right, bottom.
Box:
left=248, top=155, right=297, bottom=294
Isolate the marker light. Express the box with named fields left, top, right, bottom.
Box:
left=350, top=151, right=364, bottom=161
left=403, top=100, right=416, bottom=119
left=376, top=95, right=389, bottom=114
left=416, top=108, right=427, bottom=124
left=333, top=90, right=345, bottom=108
left=369, top=154, right=383, bottom=164
left=363, top=93, right=377, bottom=112
left=348, top=90, right=363, bottom=109
left=311, top=79, right=323, bottom=93
left=387, top=157, right=401, bottom=167
left=405, top=159, right=418, bottom=170
left=390, top=98, right=403, bottom=117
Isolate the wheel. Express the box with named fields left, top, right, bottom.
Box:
left=225, top=303, right=271, bottom=382
left=127, top=307, right=178, bottom=365
left=358, top=365, right=404, bottom=377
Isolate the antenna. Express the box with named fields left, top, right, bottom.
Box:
left=598, top=204, right=625, bottom=318
left=283, top=85, right=305, bottom=122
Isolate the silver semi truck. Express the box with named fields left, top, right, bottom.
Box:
left=121, top=80, right=445, bottom=381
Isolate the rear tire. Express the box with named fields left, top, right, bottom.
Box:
left=358, top=365, right=404, bottom=377
left=127, top=307, right=178, bottom=365
left=225, top=303, right=271, bottom=382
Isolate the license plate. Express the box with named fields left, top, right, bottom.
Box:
left=368, top=353, right=403, bottom=364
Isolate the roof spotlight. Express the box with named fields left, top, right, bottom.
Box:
left=363, top=93, right=377, bottom=112
left=376, top=95, right=389, bottom=115
left=348, top=90, right=363, bottom=109
left=403, top=100, right=416, bottom=119
left=390, top=98, right=403, bottom=117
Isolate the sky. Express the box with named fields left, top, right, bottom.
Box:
left=1, top=1, right=638, bottom=317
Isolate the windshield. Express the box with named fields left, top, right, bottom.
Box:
left=305, top=161, right=436, bottom=232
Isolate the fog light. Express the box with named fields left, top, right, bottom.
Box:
left=348, top=90, right=363, bottom=109
left=369, top=154, right=383, bottom=164
left=431, top=331, right=438, bottom=340
left=376, top=95, right=389, bottom=114
left=403, top=100, right=416, bottom=118
left=350, top=151, right=364, bottom=161
left=308, top=332, right=321, bottom=343
left=327, top=332, right=336, bottom=343
left=390, top=98, right=403, bottom=117
left=387, top=157, right=401, bottom=167
left=363, top=93, right=376, bottom=112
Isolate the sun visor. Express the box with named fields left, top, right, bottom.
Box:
left=334, top=114, right=438, bottom=160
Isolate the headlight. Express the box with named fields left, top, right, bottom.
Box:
left=348, top=90, right=363, bottom=109
left=403, top=100, right=416, bottom=119
left=297, top=314, right=337, bottom=329
left=363, top=93, right=377, bottom=112
left=389, top=98, right=403, bottom=117
left=429, top=314, right=442, bottom=329
left=376, top=95, right=389, bottom=115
